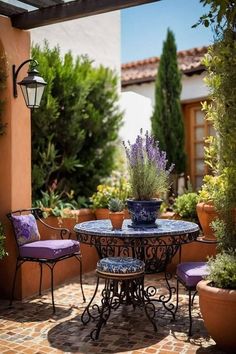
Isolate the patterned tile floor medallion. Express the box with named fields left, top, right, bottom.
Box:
left=0, top=272, right=227, bottom=354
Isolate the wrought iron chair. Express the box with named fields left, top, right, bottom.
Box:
left=174, top=237, right=217, bottom=336
left=7, top=207, right=86, bottom=312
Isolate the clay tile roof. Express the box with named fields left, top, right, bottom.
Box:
left=121, top=46, right=208, bottom=87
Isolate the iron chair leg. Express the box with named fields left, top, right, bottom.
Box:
left=9, top=259, right=23, bottom=307
left=175, top=278, right=195, bottom=336
left=44, top=262, right=56, bottom=313
left=174, top=278, right=180, bottom=318
left=39, top=262, right=43, bottom=296
left=75, top=255, right=86, bottom=302
left=50, top=264, right=56, bottom=313
left=188, top=289, right=198, bottom=336
left=188, top=289, right=193, bottom=336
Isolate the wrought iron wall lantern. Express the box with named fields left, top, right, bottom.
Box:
left=12, top=59, right=47, bottom=109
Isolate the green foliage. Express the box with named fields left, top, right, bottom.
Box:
left=0, top=223, right=7, bottom=260
left=206, top=250, right=236, bottom=289
left=193, top=0, right=236, bottom=34
left=198, top=175, right=225, bottom=203
left=33, top=190, right=75, bottom=217
left=31, top=41, right=123, bottom=201
left=108, top=198, right=124, bottom=212
left=69, top=196, right=91, bottom=209
left=201, top=25, right=236, bottom=251
left=197, top=1, right=236, bottom=288
left=173, top=192, right=199, bottom=222
left=90, top=184, right=117, bottom=209
left=90, top=173, right=130, bottom=209
left=151, top=29, right=186, bottom=174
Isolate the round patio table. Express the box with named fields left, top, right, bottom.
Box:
left=74, top=219, right=200, bottom=330
left=74, top=218, right=200, bottom=273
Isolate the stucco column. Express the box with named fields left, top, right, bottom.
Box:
left=0, top=17, right=31, bottom=298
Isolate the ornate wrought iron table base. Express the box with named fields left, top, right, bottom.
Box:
left=76, top=219, right=200, bottom=338
left=81, top=271, right=178, bottom=340
left=81, top=271, right=159, bottom=340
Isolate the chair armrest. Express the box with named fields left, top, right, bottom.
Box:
left=7, top=207, right=71, bottom=239
left=33, top=208, right=71, bottom=239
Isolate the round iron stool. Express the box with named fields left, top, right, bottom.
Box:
left=81, top=257, right=157, bottom=340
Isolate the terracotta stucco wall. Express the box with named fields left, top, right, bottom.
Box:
left=0, top=17, right=98, bottom=301
left=0, top=16, right=31, bottom=298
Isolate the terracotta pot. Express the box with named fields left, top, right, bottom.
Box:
left=197, top=280, right=236, bottom=352
left=196, top=202, right=219, bottom=240
left=109, top=212, right=124, bottom=230
left=95, top=208, right=109, bottom=220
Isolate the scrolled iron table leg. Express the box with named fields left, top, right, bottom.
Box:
left=81, top=277, right=100, bottom=325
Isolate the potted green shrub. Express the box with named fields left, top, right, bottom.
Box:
left=196, top=175, right=223, bottom=239
left=108, top=198, right=125, bottom=230
left=195, top=1, right=236, bottom=351
left=90, top=184, right=116, bottom=219
left=33, top=190, right=95, bottom=226
left=172, top=192, right=199, bottom=223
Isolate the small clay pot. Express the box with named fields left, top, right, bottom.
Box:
left=109, top=212, right=124, bottom=230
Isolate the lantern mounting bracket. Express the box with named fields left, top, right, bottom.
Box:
left=12, top=59, right=38, bottom=98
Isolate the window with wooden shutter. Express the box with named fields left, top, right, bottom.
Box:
left=184, top=103, right=215, bottom=191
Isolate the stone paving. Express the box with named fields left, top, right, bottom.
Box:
left=0, top=271, right=227, bottom=354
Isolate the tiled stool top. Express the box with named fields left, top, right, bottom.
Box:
left=97, top=257, right=145, bottom=275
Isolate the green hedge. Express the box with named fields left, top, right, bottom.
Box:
left=31, top=42, right=123, bottom=201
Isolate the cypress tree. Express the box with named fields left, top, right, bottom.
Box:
left=151, top=28, right=186, bottom=175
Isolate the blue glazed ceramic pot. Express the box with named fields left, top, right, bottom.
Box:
left=127, top=199, right=162, bottom=228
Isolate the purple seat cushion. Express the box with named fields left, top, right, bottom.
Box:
left=177, top=262, right=209, bottom=287
left=11, top=214, right=40, bottom=246
left=19, top=239, right=80, bottom=259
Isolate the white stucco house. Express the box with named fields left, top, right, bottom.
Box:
left=120, top=47, right=212, bottom=190
left=31, top=11, right=120, bottom=73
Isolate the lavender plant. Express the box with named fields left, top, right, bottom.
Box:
left=123, top=130, right=174, bottom=200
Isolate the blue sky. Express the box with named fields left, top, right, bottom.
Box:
left=121, top=0, right=213, bottom=63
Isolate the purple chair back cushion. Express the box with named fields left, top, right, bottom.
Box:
left=11, top=214, right=40, bottom=246
left=19, top=239, right=80, bottom=259
left=177, top=262, right=210, bottom=287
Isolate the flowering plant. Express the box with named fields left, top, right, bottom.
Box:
left=90, top=173, right=131, bottom=209
left=90, top=184, right=117, bottom=209
left=123, top=130, right=174, bottom=200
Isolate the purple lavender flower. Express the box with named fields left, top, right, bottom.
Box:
left=123, top=130, right=174, bottom=200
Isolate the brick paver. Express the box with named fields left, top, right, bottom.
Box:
left=0, top=272, right=227, bottom=354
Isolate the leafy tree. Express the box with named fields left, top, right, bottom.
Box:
left=198, top=0, right=236, bottom=250
left=151, top=29, right=186, bottom=176
left=31, top=42, right=123, bottom=201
